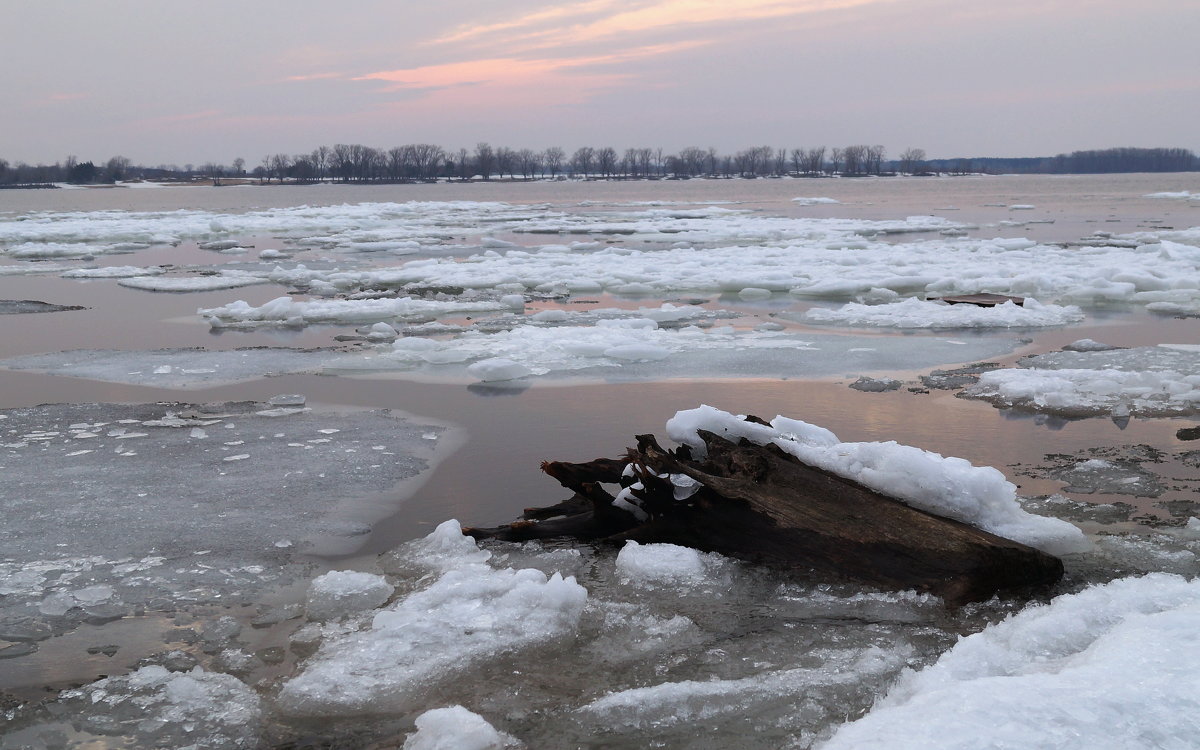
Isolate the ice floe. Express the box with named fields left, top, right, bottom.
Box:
left=822, top=574, right=1200, bottom=750
left=277, top=521, right=588, bottom=716
left=200, top=295, right=508, bottom=328
left=801, top=297, right=1084, bottom=329
left=118, top=272, right=271, bottom=292
left=963, top=344, right=1200, bottom=417
left=403, top=706, right=520, bottom=750
left=0, top=398, right=448, bottom=646
left=666, top=405, right=1088, bottom=554
left=47, top=666, right=262, bottom=749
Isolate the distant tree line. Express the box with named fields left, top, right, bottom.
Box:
left=1, top=145, right=1195, bottom=188
left=924, top=147, right=1200, bottom=176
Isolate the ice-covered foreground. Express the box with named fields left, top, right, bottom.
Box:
left=963, top=344, right=1200, bottom=417
left=821, top=574, right=1200, bottom=749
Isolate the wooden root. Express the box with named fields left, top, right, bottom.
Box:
left=464, top=427, right=1064, bottom=605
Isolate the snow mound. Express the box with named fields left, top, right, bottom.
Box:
left=403, top=706, right=520, bottom=749
left=821, top=574, right=1200, bottom=750
left=60, top=666, right=261, bottom=748
left=305, top=570, right=394, bottom=621
left=803, top=298, right=1084, bottom=329
left=615, top=541, right=724, bottom=587
left=277, top=524, right=587, bottom=716
left=665, top=406, right=1087, bottom=555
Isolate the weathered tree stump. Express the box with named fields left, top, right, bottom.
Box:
left=465, top=426, right=1064, bottom=605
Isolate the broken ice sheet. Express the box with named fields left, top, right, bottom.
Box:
left=962, top=344, right=1200, bottom=417
left=0, top=398, right=452, bottom=650
left=0, top=347, right=341, bottom=388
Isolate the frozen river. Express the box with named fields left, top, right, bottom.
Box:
left=0, top=174, right=1198, bottom=748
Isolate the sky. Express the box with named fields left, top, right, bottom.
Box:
left=5, top=0, right=1199, bottom=166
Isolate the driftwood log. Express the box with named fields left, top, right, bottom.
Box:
left=465, top=424, right=1064, bottom=605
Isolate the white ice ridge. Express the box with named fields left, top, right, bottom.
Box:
left=802, top=298, right=1084, bottom=329
left=277, top=520, right=588, bottom=716
left=118, top=272, right=271, bottom=292
left=665, top=406, right=1087, bottom=555
left=382, top=320, right=817, bottom=381
left=820, top=574, right=1200, bottom=750
left=235, top=236, right=1200, bottom=306
left=581, top=646, right=906, bottom=729
left=200, top=295, right=507, bottom=328
left=403, top=706, right=520, bottom=750
left=963, top=344, right=1200, bottom=417
left=61, top=265, right=166, bottom=279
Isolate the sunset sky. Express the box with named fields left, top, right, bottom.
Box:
left=6, top=0, right=1198, bottom=165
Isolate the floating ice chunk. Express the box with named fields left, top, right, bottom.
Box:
left=737, top=287, right=773, bottom=300
left=821, top=574, right=1200, bottom=750
left=616, top=541, right=718, bottom=587
left=386, top=520, right=493, bottom=573
left=582, top=645, right=906, bottom=729
left=467, top=357, right=532, bottom=382
left=61, top=265, right=165, bottom=279
left=403, top=705, right=520, bottom=750
left=118, top=274, right=269, bottom=292
left=666, top=406, right=1086, bottom=555
left=60, top=665, right=261, bottom=749
left=603, top=343, right=671, bottom=362
left=1063, top=338, right=1119, bottom=352
left=531, top=309, right=569, bottom=322
left=278, top=560, right=587, bottom=715
left=803, top=298, right=1084, bottom=329
left=791, top=197, right=840, bottom=205
left=305, top=570, right=394, bottom=621
left=964, top=346, right=1200, bottom=417
left=1145, top=191, right=1194, bottom=199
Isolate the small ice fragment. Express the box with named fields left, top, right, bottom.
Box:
left=223, top=454, right=250, bottom=462
left=317, top=429, right=340, bottom=435
left=190, top=428, right=207, bottom=439
left=403, top=706, right=519, bottom=750
left=153, top=365, right=172, bottom=374
left=269, top=394, right=307, bottom=407
left=468, top=358, right=532, bottom=382
left=73, top=585, right=115, bottom=604
left=305, top=570, right=394, bottom=621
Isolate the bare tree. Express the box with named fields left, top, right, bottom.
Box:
left=570, top=146, right=595, bottom=177
left=495, top=146, right=515, bottom=178
left=596, top=147, right=618, bottom=177
left=898, top=147, right=926, bottom=175
left=475, top=142, right=495, bottom=179
left=828, top=147, right=843, bottom=175
left=232, top=157, right=245, bottom=176
left=542, top=147, right=564, bottom=178
left=805, top=146, right=826, bottom=176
